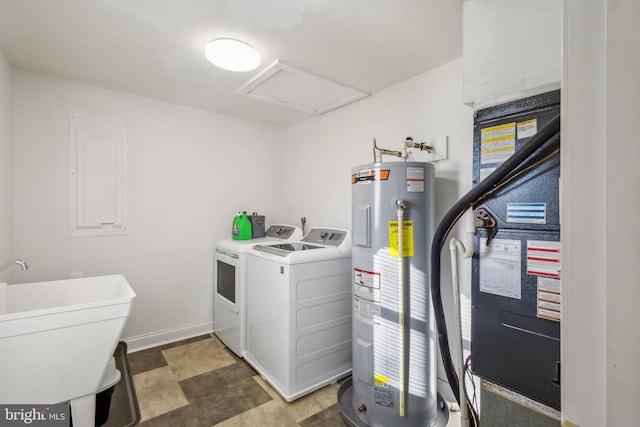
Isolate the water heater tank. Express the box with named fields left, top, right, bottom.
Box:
left=348, top=161, right=437, bottom=427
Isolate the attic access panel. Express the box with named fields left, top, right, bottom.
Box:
left=238, top=61, right=369, bottom=115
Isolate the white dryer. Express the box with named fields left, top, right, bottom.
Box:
left=214, top=224, right=302, bottom=357
left=245, top=227, right=352, bottom=402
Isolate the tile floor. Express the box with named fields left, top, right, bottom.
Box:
left=128, top=334, right=347, bottom=426
left=128, top=334, right=461, bottom=427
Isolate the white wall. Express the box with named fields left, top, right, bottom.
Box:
left=9, top=58, right=474, bottom=380
left=8, top=59, right=473, bottom=360
left=280, top=57, right=474, bottom=344
left=463, top=0, right=561, bottom=109
left=605, top=2, right=640, bottom=424
left=0, top=50, right=12, bottom=280
left=280, top=58, right=475, bottom=397
left=10, top=71, right=283, bottom=345
left=280, top=58, right=473, bottom=231
left=562, top=0, right=640, bottom=425
left=561, top=2, right=606, bottom=423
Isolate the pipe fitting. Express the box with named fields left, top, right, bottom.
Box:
left=0, top=259, right=29, bottom=272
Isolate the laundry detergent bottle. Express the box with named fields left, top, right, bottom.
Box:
left=232, top=211, right=252, bottom=240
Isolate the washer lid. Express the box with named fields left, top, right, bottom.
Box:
left=301, top=228, right=348, bottom=247
left=265, top=225, right=300, bottom=239
left=253, top=242, right=322, bottom=257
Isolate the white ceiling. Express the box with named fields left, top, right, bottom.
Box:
left=0, top=0, right=462, bottom=127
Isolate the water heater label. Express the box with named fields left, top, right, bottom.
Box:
left=352, top=169, right=390, bottom=184
left=388, top=220, right=414, bottom=257
left=354, top=268, right=381, bottom=303
left=481, top=122, right=516, bottom=165
left=406, top=167, right=424, bottom=192
left=479, top=238, right=522, bottom=299
left=374, top=386, right=395, bottom=408
left=354, top=296, right=381, bottom=324
left=354, top=268, right=382, bottom=324
left=374, top=373, right=389, bottom=385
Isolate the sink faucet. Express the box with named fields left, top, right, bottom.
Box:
left=0, top=259, right=29, bottom=272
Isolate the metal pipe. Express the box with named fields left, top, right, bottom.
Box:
left=448, top=211, right=476, bottom=427
left=373, top=137, right=433, bottom=162
left=373, top=138, right=402, bottom=162
left=396, top=199, right=406, bottom=417
left=402, top=137, right=433, bottom=160
left=0, top=259, right=29, bottom=272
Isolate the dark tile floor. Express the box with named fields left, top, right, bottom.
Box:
left=128, top=334, right=348, bottom=426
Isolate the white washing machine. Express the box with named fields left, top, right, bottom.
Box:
left=245, top=227, right=352, bottom=402
left=214, top=224, right=302, bottom=357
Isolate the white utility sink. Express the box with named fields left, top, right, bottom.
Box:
left=0, top=274, right=136, bottom=427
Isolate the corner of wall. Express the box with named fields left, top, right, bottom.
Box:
left=0, top=48, right=13, bottom=280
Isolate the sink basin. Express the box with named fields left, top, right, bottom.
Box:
left=0, top=274, right=135, bottom=427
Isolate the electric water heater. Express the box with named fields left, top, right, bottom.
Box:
left=348, top=161, right=437, bottom=427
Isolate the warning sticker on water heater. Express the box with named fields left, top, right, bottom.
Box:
left=406, top=167, right=424, bottom=192
left=354, top=268, right=382, bottom=324
left=388, top=220, right=414, bottom=257
left=354, top=268, right=381, bottom=302
left=354, top=296, right=381, bottom=324
left=375, top=386, right=395, bottom=408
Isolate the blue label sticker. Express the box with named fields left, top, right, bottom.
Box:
left=507, top=203, right=546, bottom=224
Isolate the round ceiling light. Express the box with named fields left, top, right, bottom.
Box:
left=204, top=38, right=261, bottom=72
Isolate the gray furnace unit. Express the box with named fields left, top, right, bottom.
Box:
left=471, top=90, right=561, bottom=410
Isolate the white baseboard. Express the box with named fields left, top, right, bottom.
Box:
left=124, top=321, right=214, bottom=353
